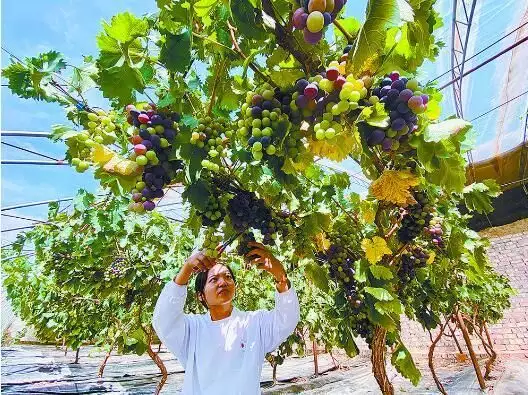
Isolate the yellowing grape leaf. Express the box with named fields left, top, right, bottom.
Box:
left=427, top=251, right=435, bottom=265
left=314, top=232, right=331, bottom=251
left=360, top=200, right=377, bottom=224
left=361, top=236, right=392, bottom=264
left=307, top=132, right=360, bottom=162
left=103, top=155, right=141, bottom=176
left=370, top=170, right=419, bottom=206
left=91, top=144, right=115, bottom=164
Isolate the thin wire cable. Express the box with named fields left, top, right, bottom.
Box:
left=439, top=35, right=528, bottom=90
left=2, top=224, right=41, bottom=232
left=470, top=90, right=528, bottom=122
left=1, top=160, right=66, bottom=165
left=1, top=141, right=62, bottom=161
left=431, top=20, right=528, bottom=83
left=1, top=213, right=47, bottom=223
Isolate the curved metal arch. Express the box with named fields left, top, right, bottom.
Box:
left=450, top=0, right=478, bottom=119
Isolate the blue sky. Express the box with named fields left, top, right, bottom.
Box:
left=2, top=0, right=527, bottom=244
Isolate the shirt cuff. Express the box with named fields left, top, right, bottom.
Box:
left=275, top=285, right=296, bottom=303
left=166, top=280, right=188, bottom=298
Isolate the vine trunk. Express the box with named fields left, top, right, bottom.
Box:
left=371, top=326, right=394, bottom=395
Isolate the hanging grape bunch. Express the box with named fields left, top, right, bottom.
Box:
left=202, top=228, right=223, bottom=258
left=198, top=192, right=226, bottom=227
left=427, top=214, right=445, bottom=249
left=292, top=0, right=347, bottom=44
left=236, top=231, right=256, bottom=257
left=237, top=85, right=301, bottom=162
left=364, top=72, right=429, bottom=151
left=106, top=257, right=127, bottom=279
left=319, top=243, right=360, bottom=305
left=291, top=61, right=372, bottom=141
left=397, top=190, right=433, bottom=243
left=126, top=103, right=183, bottom=213
left=398, top=247, right=429, bottom=285
left=191, top=116, right=230, bottom=172
left=227, top=190, right=290, bottom=246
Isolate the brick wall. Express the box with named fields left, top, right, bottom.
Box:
left=401, top=231, right=528, bottom=359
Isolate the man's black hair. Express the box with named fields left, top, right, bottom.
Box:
left=194, top=264, right=236, bottom=309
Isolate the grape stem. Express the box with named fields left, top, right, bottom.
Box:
left=333, top=19, right=355, bottom=44
left=207, top=58, right=227, bottom=115
left=261, top=0, right=321, bottom=74
left=226, top=21, right=278, bottom=88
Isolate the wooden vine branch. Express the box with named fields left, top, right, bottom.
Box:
left=456, top=311, right=486, bottom=390
left=312, top=340, right=319, bottom=376
left=227, top=21, right=277, bottom=88
left=371, top=326, right=394, bottom=395
left=145, top=328, right=168, bottom=395
left=332, top=19, right=355, bottom=44
left=428, top=315, right=451, bottom=395
left=98, top=345, right=114, bottom=378
left=261, top=0, right=321, bottom=74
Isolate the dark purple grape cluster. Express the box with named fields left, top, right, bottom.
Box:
left=398, top=247, right=429, bottom=284
left=236, top=231, right=256, bottom=256
left=366, top=72, right=429, bottom=151
left=124, top=288, right=140, bottom=309
left=107, top=257, right=127, bottom=278
left=126, top=103, right=183, bottom=213
left=351, top=317, right=375, bottom=346
left=227, top=191, right=276, bottom=244
left=323, top=244, right=359, bottom=302
left=397, top=191, right=433, bottom=243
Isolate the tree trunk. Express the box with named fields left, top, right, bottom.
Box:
left=371, top=326, right=394, bottom=395
left=272, top=362, right=278, bottom=385
left=158, top=342, right=162, bottom=354
left=146, top=338, right=168, bottom=395
left=312, top=340, right=319, bottom=376
left=456, top=312, right=486, bottom=390
left=98, top=347, right=113, bottom=378
left=74, top=347, right=80, bottom=364
left=428, top=319, right=450, bottom=395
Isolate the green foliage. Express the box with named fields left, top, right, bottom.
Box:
left=461, top=179, right=501, bottom=214
left=1, top=0, right=514, bottom=391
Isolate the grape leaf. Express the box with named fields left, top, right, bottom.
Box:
left=370, top=170, right=419, bottom=206
left=391, top=343, right=421, bottom=386
left=159, top=30, right=192, bottom=74
left=101, top=12, right=149, bottom=43
left=304, top=262, right=330, bottom=293
left=424, top=118, right=471, bottom=143
left=375, top=299, right=403, bottom=316
left=270, top=69, right=305, bottom=89
left=98, top=64, right=145, bottom=106
left=347, top=0, right=398, bottom=75
left=182, top=179, right=210, bottom=211
left=365, top=286, right=394, bottom=301
left=230, top=0, right=266, bottom=40
left=370, top=265, right=393, bottom=280
left=461, top=179, right=501, bottom=214
left=333, top=17, right=361, bottom=40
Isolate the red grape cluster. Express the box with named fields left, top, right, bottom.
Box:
left=292, top=0, right=347, bottom=44
left=427, top=215, right=445, bottom=248
left=366, top=72, right=429, bottom=151
left=126, top=103, right=183, bottom=212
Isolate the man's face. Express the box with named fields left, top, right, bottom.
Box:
left=202, top=264, right=236, bottom=307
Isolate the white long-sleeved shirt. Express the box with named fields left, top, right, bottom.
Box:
left=152, top=281, right=300, bottom=395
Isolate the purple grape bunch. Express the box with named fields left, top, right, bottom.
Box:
left=398, top=248, right=429, bottom=285
left=366, top=71, right=429, bottom=151
left=126, top=104, right=184, bottom=213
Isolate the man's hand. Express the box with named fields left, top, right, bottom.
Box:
left=246, top=242, right=287, bottom=282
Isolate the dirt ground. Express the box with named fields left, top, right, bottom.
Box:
left=2, top=344, right=527, bottom=394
